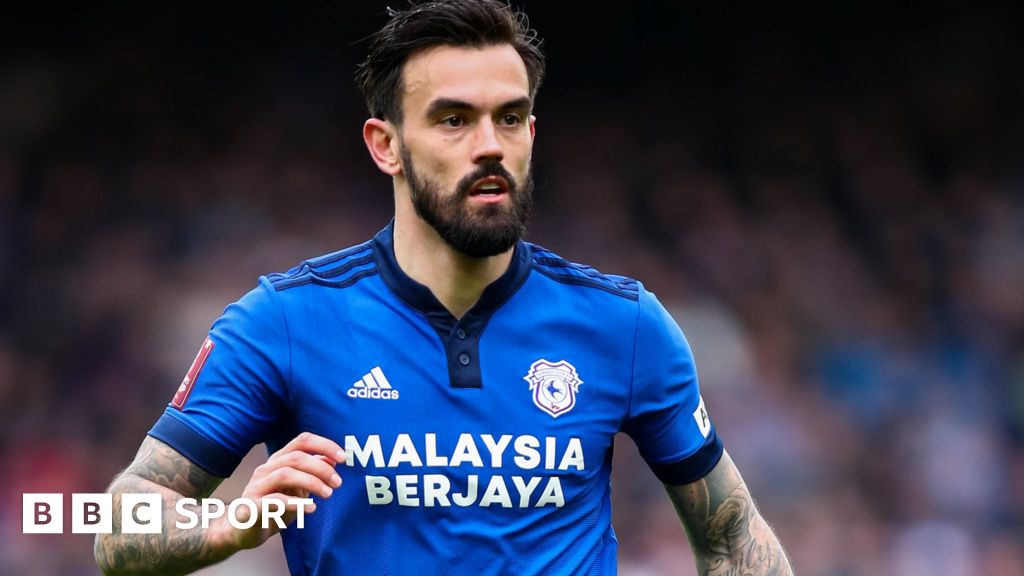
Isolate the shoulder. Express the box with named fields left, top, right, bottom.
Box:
left=524, top=243, right=677, bottom=338
left=527, top=242, right=640, bottom=302
left=204, top=239, right=382, bottom=349
left=265, top=239, right=379, bottom=292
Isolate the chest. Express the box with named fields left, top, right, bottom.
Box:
left=284, top=300, right=632, bottom=476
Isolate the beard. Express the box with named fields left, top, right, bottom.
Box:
left=401, top=145, right=534, bottom=258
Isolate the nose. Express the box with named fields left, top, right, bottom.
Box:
left=471, top=118, right=504, bottom=164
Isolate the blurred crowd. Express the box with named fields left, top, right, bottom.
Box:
left=1, top=2, right=1022, bottom=575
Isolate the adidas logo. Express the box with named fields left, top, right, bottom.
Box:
left=347, top=366, right=400, bottom=400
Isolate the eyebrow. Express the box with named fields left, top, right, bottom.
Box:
left=424, top=96, right=532, bottom=118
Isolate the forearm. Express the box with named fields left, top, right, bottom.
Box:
left=667, top=451, right=794, bottom=576
left=94, top=472, right=237, bottom=575
left=95, top=436, right=234, bottom=575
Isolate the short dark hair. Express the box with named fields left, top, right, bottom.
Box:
left=355, top=0, right=545, bottom=125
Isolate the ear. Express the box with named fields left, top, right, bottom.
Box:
left=363, top=118, right=402, bottom=176
left=529, top=115, right=537, bottom=140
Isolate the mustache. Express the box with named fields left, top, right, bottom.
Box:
left=455, top=162, right=518, bottom=198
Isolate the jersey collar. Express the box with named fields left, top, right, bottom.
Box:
left=372, top=221, right=533, bottom=325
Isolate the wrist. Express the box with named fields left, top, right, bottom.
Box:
left=207, top=514, right=246, bottom=554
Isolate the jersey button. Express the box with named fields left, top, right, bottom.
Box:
left=458, top=353, right=471, bottom=366
left=456, top=328, right=467, bottom=340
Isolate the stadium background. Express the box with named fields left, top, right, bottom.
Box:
left=1, top=1, right=1022, bottom=574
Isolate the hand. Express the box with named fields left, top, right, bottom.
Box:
left=217, top=432, right=345, bottom=551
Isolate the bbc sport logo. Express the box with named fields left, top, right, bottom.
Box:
left=22, top=493, right=314, bottom=534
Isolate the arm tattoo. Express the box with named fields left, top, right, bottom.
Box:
left=122, top=436, right=222, bottom=497
left=95, top=436, right=232, bottom=575
left=666, top=451, right=794, bottom=576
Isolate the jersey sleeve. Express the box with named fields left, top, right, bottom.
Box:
left=623, top=285, right=724, bottom=485
left=148, top=277, right=290, bottom=477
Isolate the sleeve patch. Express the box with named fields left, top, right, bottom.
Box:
left=171, top=337, right=214, bottom=409
left=692, top=396, right=711, bottom=439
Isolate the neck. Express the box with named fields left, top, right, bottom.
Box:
left=392, top=200, right=514, bottom=320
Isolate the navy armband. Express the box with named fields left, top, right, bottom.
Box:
left=647, top=430, right=724, bottom=485
left=148, top=412, right=243, bottom=478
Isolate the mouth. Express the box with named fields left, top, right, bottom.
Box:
left=467, top=176, right=510, bottom=203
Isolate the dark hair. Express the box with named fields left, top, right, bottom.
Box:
left=355, top=0, right=545, bottom=124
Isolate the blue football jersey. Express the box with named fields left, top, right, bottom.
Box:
left=150, top=222, right=723, bottom=575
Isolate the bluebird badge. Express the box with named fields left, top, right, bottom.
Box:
left=524, top=359, right=583, bottom=418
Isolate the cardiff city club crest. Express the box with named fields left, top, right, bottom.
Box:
left=524, top=359, right=583, bottom=418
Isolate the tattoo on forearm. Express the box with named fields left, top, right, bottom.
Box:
left=667, top=453, right=794, bottom=576
left=95, top=437, right=229, bottom=575
left=123, top=436, right=222, bottom=497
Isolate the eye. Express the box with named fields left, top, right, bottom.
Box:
left=440, top=115, right=465, bottom=128
left=500, top=113, right=523, bottom=126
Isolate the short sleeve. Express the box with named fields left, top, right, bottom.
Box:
left=148, top=277, right=290, bottom=477
left=623, top=286, right=724, bottom=485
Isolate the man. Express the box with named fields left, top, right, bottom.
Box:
left=96, top=1, right=793, bottom=574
